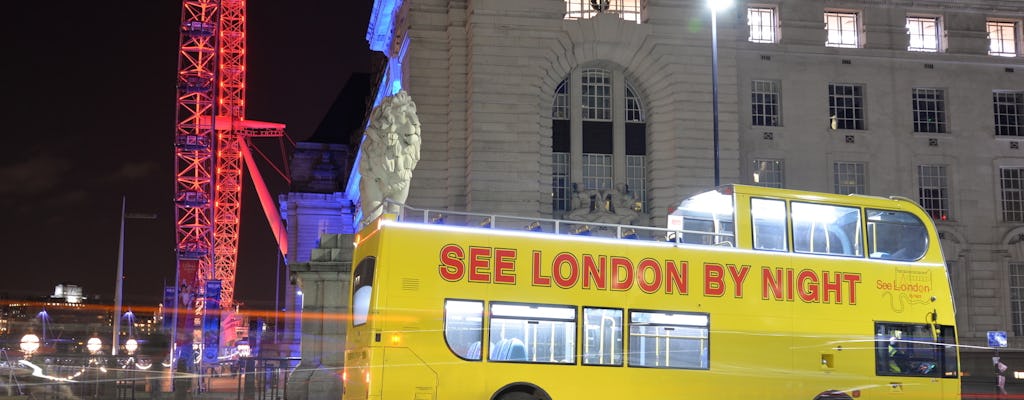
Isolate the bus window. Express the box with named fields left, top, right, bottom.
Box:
left=867, top=209, right=928, bottom=261
left=628, top=311, right=709, bottom=369
left=791, top=202, right=863, bottom=257
left=751, top=198, right=787, bottom=251
left=875, top=322, right=957, bottom=378
left=667, top=190, right=735, bottom=246
left=489, top=303, right=576, bottom=364
left=444, top=300, right=484, bottom=361
left=352, top=257, right=375, bottom=326
left=583, top=308, right=623, bottom=366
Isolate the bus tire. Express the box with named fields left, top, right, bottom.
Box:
left=491, top=383, right=551, bottom=400
left=496, top=392, right=535, bottom=400
left=813, top=390, right=853, bottom=400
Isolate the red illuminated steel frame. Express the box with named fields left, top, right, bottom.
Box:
left=174, top=0, right=287, bottom=358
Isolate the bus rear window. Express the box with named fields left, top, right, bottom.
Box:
left=352, top=257, right=375, bottom=326
left=444, top=300, right=484, bottom=361
left=629, top=311, right=709, bottom=369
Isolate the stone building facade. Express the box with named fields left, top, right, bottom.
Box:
left=361, top=0, right=1024, bottom=376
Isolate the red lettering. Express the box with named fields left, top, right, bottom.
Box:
left=636, top=259, right=662, bottom=293
left=844, top=273, right=862, bottom=304
left=438, top=244, right=465, bottom=281
left=821, top=271, right=843, bottom=303
left=611, top=257, right=634, bottom=291
left=582, top=255, right=607, bottom=290
left=798, top=270, right=819, bottom=302
left=494, top=248, right=516, bottom=284
left=532, top=251, right=551, bottom=286
left=704, top=263, right=725, bottom=297
left=553, top=253, right=580, bottom=289
left=468, top=247, right=491, bottom=283
left=762, top=267, right=783, bottom=300
left=727, top=264, right=750, bottom=298
left=786, top=268, right=795, bottom=301
left=665, top=261, right=688, bottom=295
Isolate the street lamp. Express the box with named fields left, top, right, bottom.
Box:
left=87, top=336, right=103, bottom=355
left=125, top=338, right=139, bottom=356
left=708, top=0, right=732, bottom=186
left=20, top=333, right=40, bottom=359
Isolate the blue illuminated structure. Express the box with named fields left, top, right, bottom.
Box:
left=347, top=0, right=407, bottom=227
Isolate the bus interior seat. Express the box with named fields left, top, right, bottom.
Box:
left=507, top=338, right=527, bottom=361
left=492, top=338, right=527, bottom=361
left=467, top=341, right=481, bottom=359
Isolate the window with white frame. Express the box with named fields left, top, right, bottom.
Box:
left=552, top=153, right=571, bottom=212
left=988, top=20, right=1019, bottom=57
left=747, top=7, right=777, bottom=43
left=751, top=80, right=780, bottom=127
left=553, top=80, right=569, bottom=120
left=1011, top=262, right=1024, bottom=336
left=825, top=11, right=860, bottom=48
left=828, top=83, right=865, bottom=130
left=752, top=159, right=784, bottom=188
left=994, top=91, right=1024, bottom=136
left=912, top=88, right=946, bottom=133
left=906, top=16, right=941, bottom=52
left=1001, top=167, right=1024, bottom=222
left=552, top=69, right=648, bottom=214
left=583, top=154, right=614, bottom=192
left=582, top=68, right=612, bottom=121
left=833, top=162, right=866, bottom=195
left=918, top=165, right=949, bottom=221
left=565, top=0, right=642, bottom=24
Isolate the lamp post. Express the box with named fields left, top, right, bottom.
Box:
left=708, top=0, right=732, bottom=186
left=113, top=197, right=157, bottom=356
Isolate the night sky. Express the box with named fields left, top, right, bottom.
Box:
left=1, top=1, right=373, bottom=309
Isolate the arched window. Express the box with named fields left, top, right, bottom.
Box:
left=552, top=67, right=648, bottom=217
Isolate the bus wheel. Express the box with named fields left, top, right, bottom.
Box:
left=813, top=390, right=853, bottom=400
left=497, top=392, right=538, bottom=400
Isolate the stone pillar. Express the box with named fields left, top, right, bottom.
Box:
left=285, top=233, right=353, bottom=400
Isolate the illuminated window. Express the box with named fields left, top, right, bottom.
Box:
left=1000, top=167, right=1024, bottom=222
left=907, top=16, right=941, bottom=52
left=825, top=11, right=860, bottom=48
left=583, top=308, right=623, bottom=366
left=565, top=0, right=642, bottom=23
left=988, top=20, right=1018, bottom=57
left=912, top=88, right=947, bottom=133
left=752, top=159, right=784, bottom=188
left=994, top=91, right=1024, bottom=136
left=489, top=303, right=576, bottom=364
left=829, top=83, right=865, bottom=130
left=628, top=311, right=709, bottom=369
left=833, top=161, right=866, bottom=195
left=747, top=7, right=778, bottom=43
left=918, top=165, right=949, bottom=221
left=444, top=300, right=483, bottom=361
left=751, top=80, right=780, bottom=127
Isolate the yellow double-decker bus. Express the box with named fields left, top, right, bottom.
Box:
left=343, top=185, right=959, bottom=400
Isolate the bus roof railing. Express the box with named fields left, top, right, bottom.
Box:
left=384, top=200, right=734, bottom=246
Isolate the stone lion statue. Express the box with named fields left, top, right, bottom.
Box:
left=359, top=90, right=421, bottom=225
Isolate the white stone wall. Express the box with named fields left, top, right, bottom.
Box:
left=371, top=0, right=1024, bottom=360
